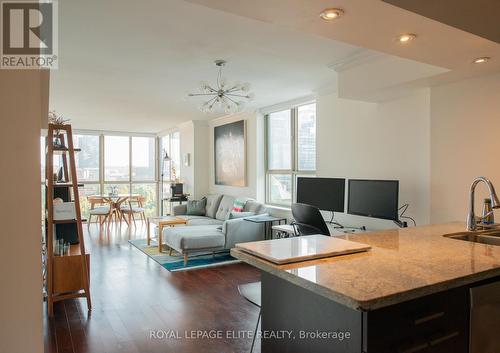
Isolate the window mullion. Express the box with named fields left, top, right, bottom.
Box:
left=99, top=134, right=104, bottom=194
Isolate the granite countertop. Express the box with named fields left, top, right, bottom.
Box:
left=231, top=222, right=500, bottom=311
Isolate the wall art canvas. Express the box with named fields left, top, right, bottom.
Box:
left=214, top=120, right=246, bottom=186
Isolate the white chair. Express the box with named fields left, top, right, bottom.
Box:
left=120, top=196, right=146, bottom=226
left=87, top=196, right=112, bottom=228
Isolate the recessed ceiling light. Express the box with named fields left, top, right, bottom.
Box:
left=473, top=57, right=490, bottom=64
left=398, top=33, right=416, bottom=43
left=320, top=8, right=344, bottom=21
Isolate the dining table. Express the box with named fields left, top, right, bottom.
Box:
left=88, top=193, right=141, bottom=225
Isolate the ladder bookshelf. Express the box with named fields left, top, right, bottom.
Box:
left=44, top=123, right=91, bottom=316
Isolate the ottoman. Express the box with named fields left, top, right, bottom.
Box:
left=163, top=225, right=226, bottom=265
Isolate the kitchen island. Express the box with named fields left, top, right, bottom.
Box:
left=231, top=222, right=500, bottom=353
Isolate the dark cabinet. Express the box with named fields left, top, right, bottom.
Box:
left=469, top=280, right=500, bottom=353
left=364, top=287, right=468, bottom=353
left=261, top=272, right=363, bottom=353
left=261, top=272, right=470, bottom=353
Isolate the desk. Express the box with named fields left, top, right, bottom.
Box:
left=272, top=224, right=367, bottom=237
left=162, top=195, right=189, bottom=216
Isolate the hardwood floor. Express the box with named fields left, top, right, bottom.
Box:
left=44, top=222, right=261, bottom=353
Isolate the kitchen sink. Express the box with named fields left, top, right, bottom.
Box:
left=443, top=230, right=500, bottom=246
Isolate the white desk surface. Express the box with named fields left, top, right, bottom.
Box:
left=272, top=223, right=366, bottom=236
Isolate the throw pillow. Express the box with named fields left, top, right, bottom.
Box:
left=228, top=211, right=255, bottom=220
left=232, top=198, right=248, bottom=212
left=186, top=197, right=207, bottom=216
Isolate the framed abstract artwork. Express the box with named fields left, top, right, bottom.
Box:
left=214, top=120, right=246, bottom=186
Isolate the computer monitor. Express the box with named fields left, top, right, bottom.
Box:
left=170, top=183, right=183, bottom=196
left=347, top=179, right=399, bottom=221
left=296, top=177, right=345, bottom=213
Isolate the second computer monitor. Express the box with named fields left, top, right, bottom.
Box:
left=296, top=177, right=345, bottom=212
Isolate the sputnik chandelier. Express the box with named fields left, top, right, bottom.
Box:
left=187, top=60, right=254, bottom=114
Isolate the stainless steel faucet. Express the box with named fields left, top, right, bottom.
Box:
left=466, top=177, right=500, bottom=231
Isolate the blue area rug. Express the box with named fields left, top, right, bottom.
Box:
left=128, top=238, right=240, bottom=272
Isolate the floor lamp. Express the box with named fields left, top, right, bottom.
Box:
left=160, top=150, right=171, bottom=216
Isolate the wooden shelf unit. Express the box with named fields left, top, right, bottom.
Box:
left=52, top=245, right=90, bottom=296
left=45, top=123, right=91, bottom=316
left=52, top=218, right=88, bottom=224
left=51, top=182, right=84, bottom=188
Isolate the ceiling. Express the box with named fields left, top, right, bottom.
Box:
left=50, top=0, right=500, bottom=133
left=50, top=0, right=367, bottom=132
left=187, top=0, right=500, bottom=81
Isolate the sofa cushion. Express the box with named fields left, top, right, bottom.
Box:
left=215, top=195, right=236, bottom=221
left=187, top=218, right=224, bottom=226
left=175, top=215, right=223, bottom=226
left=186, top=197, right=207, bottom=216
left=244, top=200, right=267, bottom=215
left=228, top=211, right=255, bottom=220
left=164, top=225, right=225, bottom=251
left=205, top=194, right=223, bottom=218
left=176, top=215, right=209, bottom=221
left=89, top=206, right=110, bottom=215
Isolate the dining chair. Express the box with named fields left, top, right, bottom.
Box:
left=87, top=196, right=111, bottom=228
left=120, top=195, right=146, bottom=226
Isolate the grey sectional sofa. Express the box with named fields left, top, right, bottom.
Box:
left=164, top=194, right=267, bottom=265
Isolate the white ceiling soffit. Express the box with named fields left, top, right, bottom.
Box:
left=186, top=0, right=500, bottom=84
left=329, top=50, right=448, bottom=101
left=382, top=0, right=500, bottom=45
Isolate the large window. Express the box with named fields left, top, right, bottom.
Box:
left=104, top=135, right=130, bottom=181
left=104, top=135, right=157, bottom=216
left=73, top=133, right=158, bottom=217
left=74, top=134, right=101, bottom=216
left=160, top=131, right=181, bottom=215
left=42, top=133, right=159, bottom=218
left=160, top=132, right=180, bottom=182
left=132, top=137, right=155, bottom=181
left=265, top=102, right=316, bottom=206
left=75, top=134, right=100, bottom=182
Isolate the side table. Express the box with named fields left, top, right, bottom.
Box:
left=147, top=216, right=187, bottom=252
left=244, top=215, right=287, bottom=240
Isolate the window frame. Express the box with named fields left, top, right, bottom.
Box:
left=160, top=130, right=181, bottom=182
left=265, top=101, right=316, bottom=207
left=74, top=130, right=159, bottom=216
left=159, top=130, right=181, bottom=215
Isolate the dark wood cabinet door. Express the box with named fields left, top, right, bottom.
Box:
left=365, top=287, right=468, bottom=353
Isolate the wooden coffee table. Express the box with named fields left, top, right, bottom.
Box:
left=147, top=216, right=187, bottom=252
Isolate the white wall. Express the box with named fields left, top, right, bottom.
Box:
left=178, top=121, right=195, bottom=196
left=316, top=89, right=431, bottom=229
left=193, top=120, right=209, bottom=198
left=178, top=120, right=210, bottom=199
left=0, top=70, right=48, bottom=353
left=208, top=111, right=261, bottom=199
left=431, top=73, right=500, bottom=223
left=202, top=91, right=431, bottom=230
left=181, top=74, right=500, bottom=229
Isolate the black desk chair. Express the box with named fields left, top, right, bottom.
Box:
left=291, top=203, right=330, bottom=236
left=238, top=282, right=261, bottom=353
